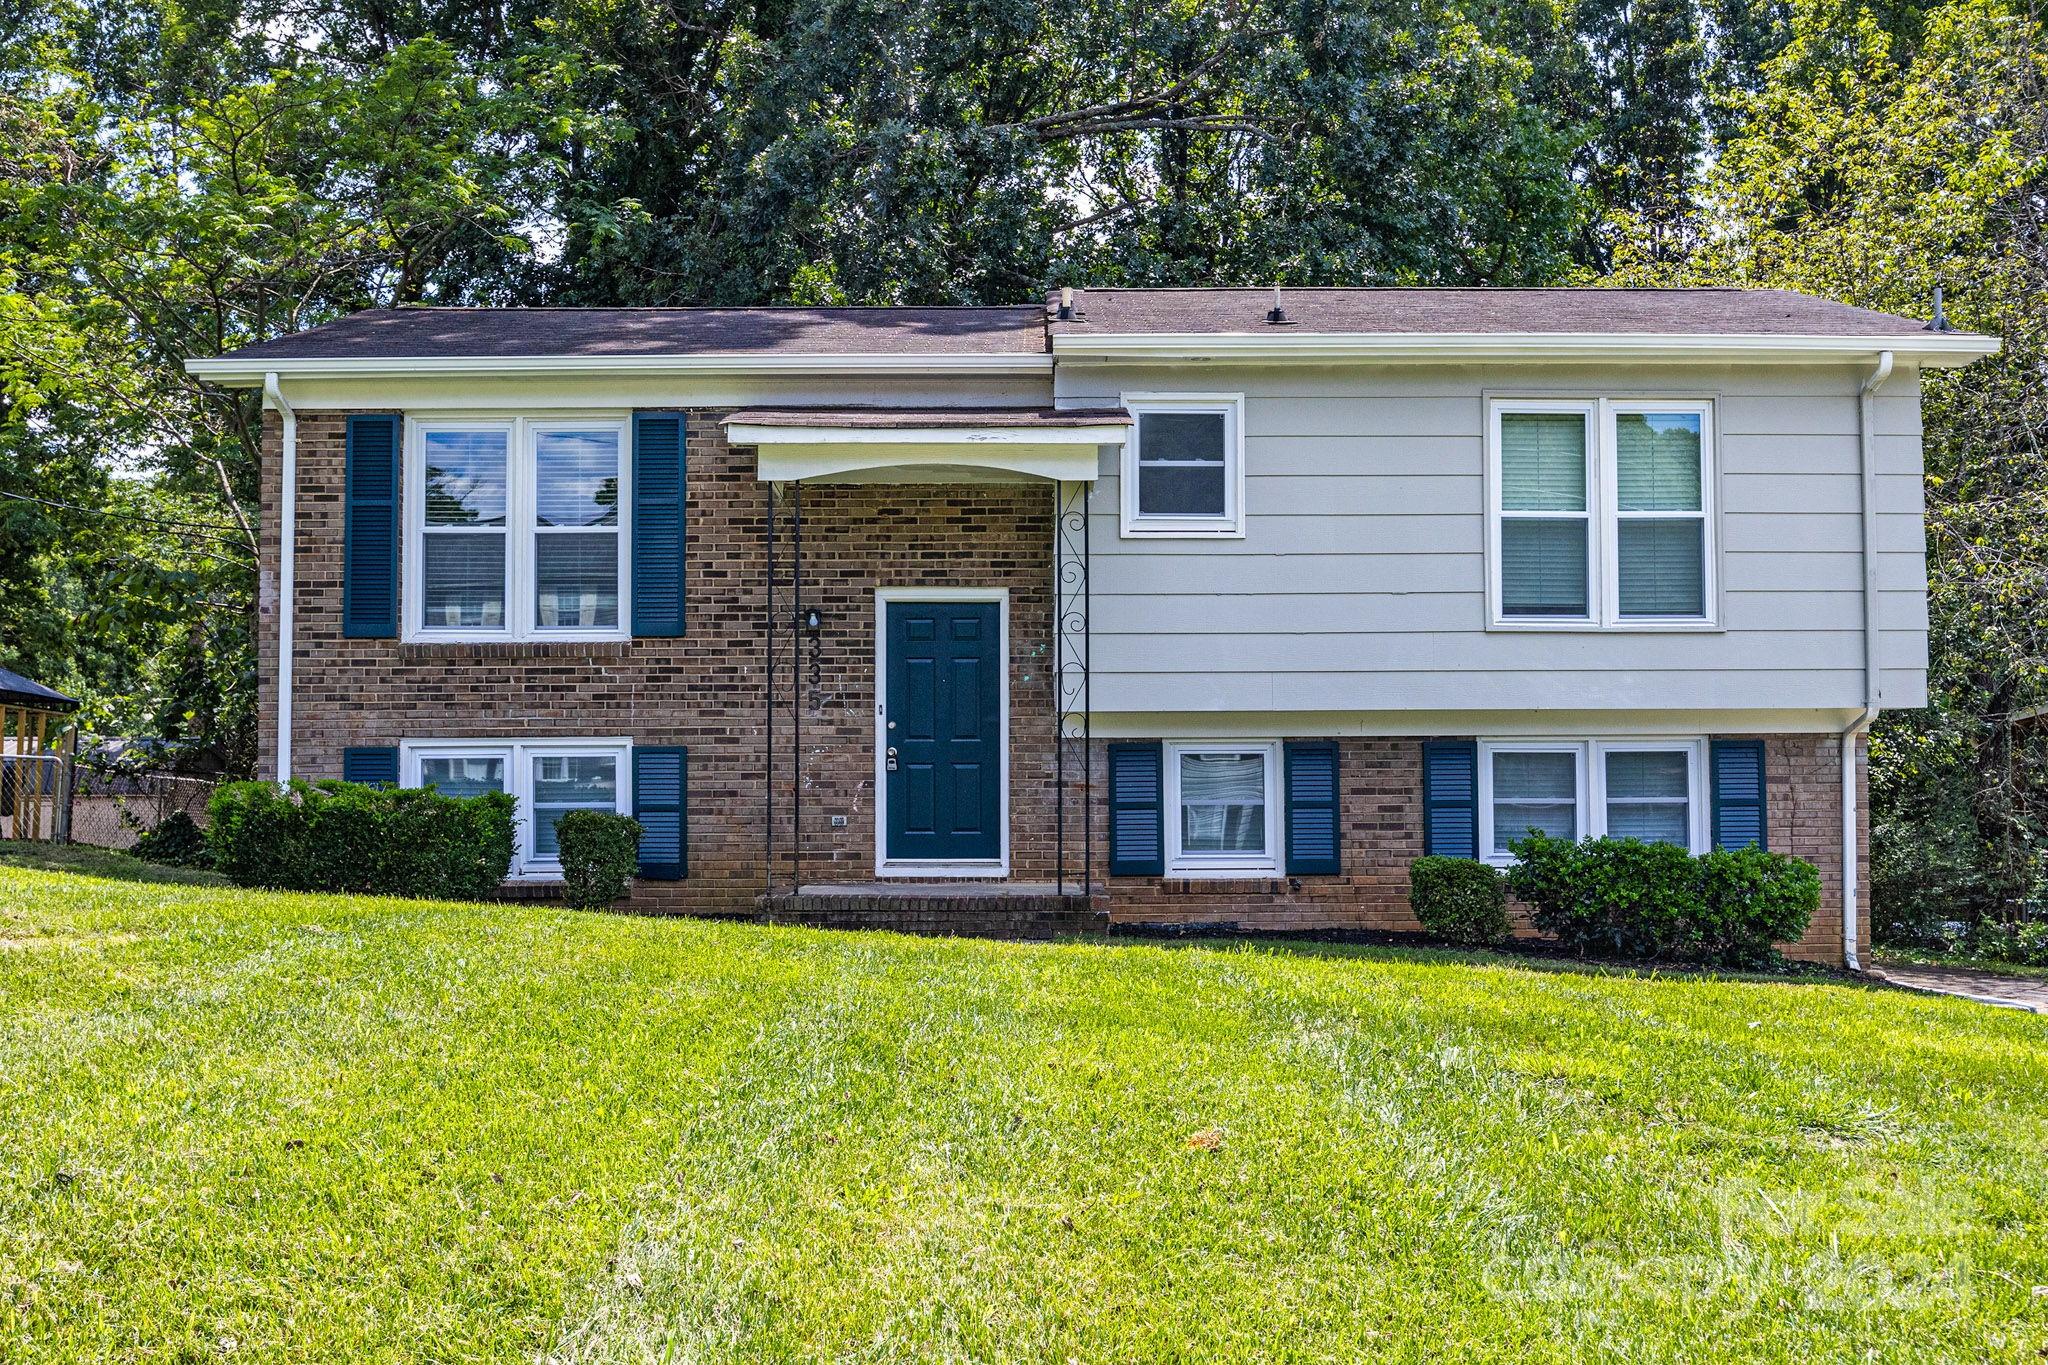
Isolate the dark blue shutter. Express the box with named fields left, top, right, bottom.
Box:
left=342, top=414, right=401, bottom=638
left=1711, top=739, right=1768, bottom=850
left=1284, top=740, right=1342, bottom=875
left=1107, top=742, right=1165, bottom=876
left=633, top=746, right=688, bottom=879
left=1421, top=740, right=1479, bottom=858
left=631, top=412, right=686, bottom=637
left=342, top=746, right=398, bottom=787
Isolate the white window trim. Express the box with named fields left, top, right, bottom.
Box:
left=1486, top=397, right=1719, bottom=631
left=1164, top=739, right=1282, bottom=877
left=1119, top=392, right=1247, bottom=538
left=1477, top=737, right=1708, bottom=865
left=404, top=414, right=633, bottom=643
left=401, top=736, right=633, bottom=881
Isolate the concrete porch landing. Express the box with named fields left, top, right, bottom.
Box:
left=756, top=882, right=1106, bottom=940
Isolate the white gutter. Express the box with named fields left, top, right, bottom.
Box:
left=187, top=352, right=1054, bottom=386
left=1052, top=330, right=2000, bottom=368
left=1840, top=348, right=1895, bottom=971
left=262, top=372, right=296, bottom=787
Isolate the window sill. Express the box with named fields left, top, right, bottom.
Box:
left=1119, top=524, right=1246, bottom=540
left=1485, top=620, right=1724, bottom=634
left=1165, top=865, right=1282, bottom=880
left=399, top=640, right=638, bottom=661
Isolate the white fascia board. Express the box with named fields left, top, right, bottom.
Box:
left=1084, top=708, right=1868, bottom=738
left=727, top=422, right=1127, bottom=447
left=753, top=440, right=1104, bottom=483
left=1051, top=331, right=2002, bottom=367
left=184, top=352, right=1055, bottom=386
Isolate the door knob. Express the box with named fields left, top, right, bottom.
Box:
left=885, top=746, right=899, bottom=772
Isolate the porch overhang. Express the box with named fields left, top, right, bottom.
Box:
left=725, top=406, right=1128, bottom=484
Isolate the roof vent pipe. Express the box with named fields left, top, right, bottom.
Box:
left=1057, top=286, right=1074, bottom=321
left=1265, top=283, right=1293, bottom=326
left=1924, top=286, right=1953, bottom=333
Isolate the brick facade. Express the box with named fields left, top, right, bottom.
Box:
left=262, top=408, right=1868, bottom=964
left=1086, top=733, right=1867, bottom=964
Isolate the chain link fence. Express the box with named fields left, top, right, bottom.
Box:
left=65, top=761, right=221, bottom=851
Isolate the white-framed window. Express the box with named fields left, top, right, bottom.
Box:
left=401, top=737, right=632, bottom=879
left=1164, top=741, right=1280, bottom=875
left=1478, top=738, right=1707, bottom=863
left=1119, top=393, right=1246, bottom=537
left=1487, top=398, right=1715, bottom=628
left=406, top=416, right=630, bottom=641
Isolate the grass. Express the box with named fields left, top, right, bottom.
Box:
left=0, top=839, right=228, bottom=886
left=2, top=867, right=2046, bottom=1362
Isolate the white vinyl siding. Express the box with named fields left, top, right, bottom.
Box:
left=1063, top=364, right=1926, bottom=717
left=402, top=737, right=631, bottom=879
left=1164, top=741, right=1280, bottom=875
left=1478, top=738, right=1707, bottom=863
left=406, top=416, right=630, bottom=642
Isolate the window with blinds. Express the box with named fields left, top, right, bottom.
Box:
left=1489, top=399, right=1715, bottom=627
left=1499, top=412, right=1591, bottom=617
left=1164, top=742, right=1280, bottom=874
left=408, top=418, right=629, bottom=641
left=1477, top=739, right=1705, bottom=863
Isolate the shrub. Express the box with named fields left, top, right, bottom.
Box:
left=1505, top=833, right=1818, bottom=967
left=555, top=810, right=643, bottom=909
left=206, top=779, right=515, bottom=899
left=132, top=811, right=211, bottom=868
left=1972, top=918, right=2048, bottom=967
left=1409, top=856, right=1511, bottom=946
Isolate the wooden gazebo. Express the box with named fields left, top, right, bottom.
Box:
left=1, top=667, right=79, bottom=842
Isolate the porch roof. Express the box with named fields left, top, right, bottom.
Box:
left=723, top=406, right=1128, bottom=484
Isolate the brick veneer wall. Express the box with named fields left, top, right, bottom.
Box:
left=259, top=407, right=1059, bottom=914
left=260, top=410, right=1868, bottom=964
left=1085, top=733, right=1867, bottom=965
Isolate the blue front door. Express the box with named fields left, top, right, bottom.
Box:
left=884, top=600, right=1002, bottom=863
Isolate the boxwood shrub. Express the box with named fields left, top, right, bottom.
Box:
left=206, top=779, right=515, bottom=899
left=1408, top=856, right=1512, bottom=946
left=555, top=809, right=643, bottom=909
left=1504, top=832, right=1819, bottom=967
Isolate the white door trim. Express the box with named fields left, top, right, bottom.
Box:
left=874, top=587, right=1011, bottom=878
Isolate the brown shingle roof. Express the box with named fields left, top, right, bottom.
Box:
left=1048, top=287, right=1941, bottom=337
left=205, top=287, right=1957, bottom=369
left=216, top=306, right=1050, bottom=362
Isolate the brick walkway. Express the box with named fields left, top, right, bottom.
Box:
left=1870, top=962, right=2048, bottom=1014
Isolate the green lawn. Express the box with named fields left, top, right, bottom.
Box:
left=3, top=865, right=2046, bottom=1362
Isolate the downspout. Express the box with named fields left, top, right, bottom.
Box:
left=1842, top=349, right=1895, bottom=971
left=263, top=372, right=296, bottom=787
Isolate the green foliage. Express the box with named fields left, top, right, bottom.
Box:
left=1687, top=0, right=2048, bottom=936
left=554, top=808, right=642, bottom=909
left=130, top=811, right=211, bottom=868
left=1407, top=856, right=1512, bottom=946
left=1971, top=916, right=2048, bottom=966
left=205, top=779, right=514, bottom=898
left=1506, top=833, right=1819, bottom=966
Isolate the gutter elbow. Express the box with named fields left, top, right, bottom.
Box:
left=1861, top=349, right=1895, bottom=395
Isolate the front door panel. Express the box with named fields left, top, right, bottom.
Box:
left=885, top=600, right=1001, bottom=863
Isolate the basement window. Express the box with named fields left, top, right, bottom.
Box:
left=402, top=738, right=632, bottom=879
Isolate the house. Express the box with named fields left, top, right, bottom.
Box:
left=185, top=288, right=1999, bottom=965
